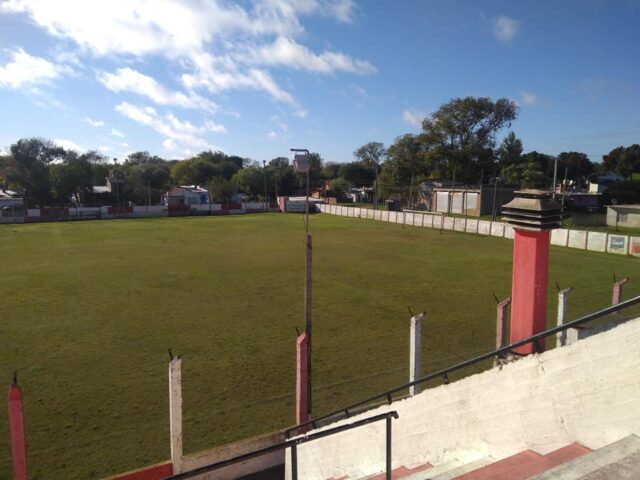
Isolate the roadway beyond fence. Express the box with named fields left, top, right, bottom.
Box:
left=316, top=204, right=640, bottom=259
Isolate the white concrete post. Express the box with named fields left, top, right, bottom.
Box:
left=169, top=356, right=183, bottom=473
left=409, top=313, right=424, bottom=396
left=556, top=287, right=576, bottom=347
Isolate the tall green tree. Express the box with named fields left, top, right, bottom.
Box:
left=616, top=144, right=640, bottom=179
left=50, top=151, right=94, bottom=204
left=321, top=162, right=341, bottom=180
left=124, top=160, right=172, bottom=205
left=208, top=176, right=236, bottom=203
left=421, top=96, right=518, bottom=182
left=498, top=132, right=523, bottom=166
left=602, top=146, right=624, bottom=173
left=8, top=138, right=65, bottom=206
left=378, top=134, right=426, bottom=200
left=354, top=142, right=386, bottom=170
left=268, top=159, right=298, bottom=196
left=337, top=162, right=375, bottom=186
left=557, top=151, right=594, bottom=184
left=233, top=166, right=265, bottom=198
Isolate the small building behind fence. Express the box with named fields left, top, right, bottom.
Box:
left=163, top=186, right=209, bottom=206
left=0, top=188, right=24, bottom=218
left=607, top=204, right=640, bottom=229
left=429, top=185, right=516, bottom=217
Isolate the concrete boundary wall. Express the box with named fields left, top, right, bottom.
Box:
left=183, top=430, right=285, bottom=480
left=318, top=205, right=638, bottom=258
left=587, top=232, right=607, bottom=252
left=551, top=229, right=569, bottom=247
left=5, top=203, right=280, bottom=225
left=287, top=316, right=640, bottom=480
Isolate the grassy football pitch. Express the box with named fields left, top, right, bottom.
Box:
left=0, top=213, right=638, bottom=479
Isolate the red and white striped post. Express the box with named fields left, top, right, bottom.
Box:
left=8, top=373, right=28, bottom=480
left=502, top=190, right=561, bottom=355
left=296, top=332, right=310, bottom=429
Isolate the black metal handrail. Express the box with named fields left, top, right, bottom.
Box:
left=165, top=411, right=399, bottom=480
left=286, top=295, right=640, bottom=438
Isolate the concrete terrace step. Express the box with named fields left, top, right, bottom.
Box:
left=422, top=458, right=495, bottom=480
left=452, top=443, right=591, bottom=480
left=397, top=457, right=493, bottom=480
left=529, top=435, right=640, bottom=480
left=358, top=462, right=433, bottom=479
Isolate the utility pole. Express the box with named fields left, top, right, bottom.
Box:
left=552, top=156, right=559, bottom=198
left=449, top=165, right=456, bottom=217
left=561, top=168, right=568, bottom=216
left=273, top=166, right=279, bottom=200
left=262, top=160, right=268, bottom=213
left=492, top=174, right=499, bottom=221
left=292, top=148, right=313, bottom=418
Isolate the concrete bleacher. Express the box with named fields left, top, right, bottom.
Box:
left=286, top=315, right=640, bottom=480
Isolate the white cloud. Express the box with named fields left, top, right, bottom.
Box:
left=492, top=15, right=519, bottom=43
left=115, top=102, right=224, bottom=150
left=1, top=0, right=374, bottom=111
left=267, top=130, right=277, bottom=139
left=162, top=138, right=178, bottom=151
left=98, top=145, right=112, bottom=152
left=182, top=64, right=307, bottom=115
left=98, top=67, right=218, bottom=113
left=401, top=109, right=425, bottom=129
left=325, top=0, right=357, bottom=23
left=246, top=36, right=374, bottom=74
left=84, top=117, right=105, bottom=127
left=0, top=48, right=66, bottom=89
left=110, top=128, right=125, bottom=138
left=54, top=138, right=83, bottom=151
left=519, top=91, right=538, bottom=107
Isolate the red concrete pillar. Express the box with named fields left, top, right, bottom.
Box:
left=8, top=375, right=28, bottom=480
left=296, top=332, right=309, bottom=428
left=510, top=229, right=551, bottom=354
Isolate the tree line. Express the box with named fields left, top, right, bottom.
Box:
left=0, top=138, right=326, bottom=208
left=2, top=96, right=639, bottom=208
left=325, top=97, right=640, bottom=204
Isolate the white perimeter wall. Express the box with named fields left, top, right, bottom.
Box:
left=287, top=316, right=640, bottom=480
left=315, top=204, right=640, bottom=258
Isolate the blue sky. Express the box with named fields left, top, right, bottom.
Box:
left=0, top=0, right=638, bottom=163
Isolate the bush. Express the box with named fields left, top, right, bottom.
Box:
left=602, top=181, right=640, bottom=205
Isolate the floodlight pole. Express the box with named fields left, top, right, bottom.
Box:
left=291, top=148, right=313, bottom=418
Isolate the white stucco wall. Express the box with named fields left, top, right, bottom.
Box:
left=287, top=316, right=640, bottom=480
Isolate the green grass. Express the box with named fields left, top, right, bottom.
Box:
left=1, top=214, right=639, bottom=479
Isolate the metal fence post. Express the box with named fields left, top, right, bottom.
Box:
left=291, top=443, right=298, bottom=480
left=612, top=277, right=629, bottom=314
left=494, top=298, right=510, bottom=366
left=386, top=416, right=392, bottom=480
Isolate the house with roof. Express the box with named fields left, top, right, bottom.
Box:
left=162, top=185, right=209, bottom=206
left=0, top=187, right=24, bottom=218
